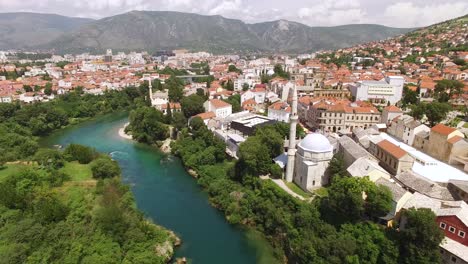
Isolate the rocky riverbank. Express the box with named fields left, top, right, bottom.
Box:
left=118, top=123, right=133, bottom=140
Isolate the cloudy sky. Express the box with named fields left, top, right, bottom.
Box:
left=1, top=0, right=467, bottom=27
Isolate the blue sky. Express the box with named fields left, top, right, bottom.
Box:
left=0, top=0, right=467, bottom=27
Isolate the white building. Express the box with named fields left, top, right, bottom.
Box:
left=293, top=134, right=334, bottom=190
left=350, top=76, right=404, bottom=105
left=268, top=101, right=291, bottom=122
left=204, top=99, right=232, bottom=119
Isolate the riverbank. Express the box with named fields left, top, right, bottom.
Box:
left=118, top=122, right=133, bottom=140
left=41, top=114, right=267, bottom=263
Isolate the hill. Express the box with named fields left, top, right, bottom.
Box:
left=49, top=11, right=413, bottom=54
left=0, top=12, right=94, bottom=50
left=0, top=11, right=413, bottom=54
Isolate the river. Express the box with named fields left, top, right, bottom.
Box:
left=41, top=113, right=279, bottom=264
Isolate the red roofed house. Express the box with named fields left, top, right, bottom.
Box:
left=425, top=124, right=466, bottom=163
left=203, top=99, right=232, bottom=118
left=374, top=139, right=415, bottom=175
left=242, top=98, right=258, bottom=112
left=381, top=105, right=403, bottom=124
left=194, top=112, right=216, bottom=125
left=268, top=101, right=291, bottom=122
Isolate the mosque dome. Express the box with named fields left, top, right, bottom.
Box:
left=298, top=133, right=333, bottom=153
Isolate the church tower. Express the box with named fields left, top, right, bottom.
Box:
left=285, top=85, right=298, bottom=182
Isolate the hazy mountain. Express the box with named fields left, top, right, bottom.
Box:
left=0, top=12, right=94, bottom=50
left=0, top=11, right=413, bottom=54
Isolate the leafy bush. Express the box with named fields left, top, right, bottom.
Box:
left=64, top=144, right=97, bottom=164
left=91, top=156, right=121, bottom=179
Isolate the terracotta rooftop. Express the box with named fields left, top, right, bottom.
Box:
left=209, top=99, right=231, bottom=109
left=431, top=124, right=456, bottom=136
left=447, top=135, right=464, bottom=144
left=384, top=105, right=403, bottom=112
left=195, top=112, right=216, bottom=120
left=378, top=139, right=408, bottom=159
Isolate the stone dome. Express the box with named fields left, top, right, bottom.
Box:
left=298, top=133, right=333, bottom=153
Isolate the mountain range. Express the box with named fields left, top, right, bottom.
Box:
left=0, top=11, right=414, bottom=54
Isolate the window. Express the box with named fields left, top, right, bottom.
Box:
left=440, top=222, right=446, bottom=229
left=451, top=256, right=457, bottom=263
left=449, top=226, right=456, bottom=233
left=312, top=180, right=315, bottom=186
left=459, top=231, right=465, bottom=238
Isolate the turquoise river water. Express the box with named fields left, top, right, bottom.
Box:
left=41, top=113, right=278, bottom=264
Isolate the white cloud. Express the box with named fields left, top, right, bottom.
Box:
left=297, top=0, right=367, bottom=26
left=383, top=1, right=468, bottom=27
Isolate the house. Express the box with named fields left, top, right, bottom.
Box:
left=161, top=102, right=182, bottom=115
left=349, top=76, right=404, bottom=105
left=374, top=177, right=413, bottom=227
left=373, top=139, right=415, bottom=175
left=400, top=193, right=468, bottom=264
left=241, top=98, right=258, bottom=112
left=448, top=180, right=468, bottom=203
left=194, top=112, right=216, bottom=125
left=268, top=101, right=291, bottom=122
left=347, top=157, right=391, bottom=182
left=425, top=124, right=466, bottom=163
left=381, top=105, right=403, bottom=124
left=203, top=99, right=232, bottom=119
left=387, top=115, right=431, bottom=146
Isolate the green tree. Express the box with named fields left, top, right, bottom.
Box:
left=223, top=94, right=241, bottom=113
left=33, top=191, right=69, bottom=223
left=127, top=107, right=169, bottom=144
left=224, top=79, right=234, bottom=91
left=435, top=79, right=464, bottom=100
left=402, top=85, right=418, bottom=106
left=172, top=112, right=187, bottom=131
left=399, top=208, right=444, bottom=264
left=365, top=184, right=393, bottom=219
left=166, top=75, right=184, bottom=102
left=91, top=156, right=121, bottom=179
left=44, top=82, right=53, bottom=95
left=328, top=153, right=347, bottom=178
left=64, top=144, right=97, bottom=164
left=33, top=149, right=65, bottom=169
left=425, top=102, right=451, bottom=126
left=228, top=64, right=242, bottom=73
left=181, top=94, right=205, bottom=118
left=242, top=83, right=249, bottom=91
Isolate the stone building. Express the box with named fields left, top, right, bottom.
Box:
left=372, top=139, right=415, bottom=175
left=307, top=100, right=381, bottom=133
left=381, top=105, right=403, bottom=124
left=425, top=124, right=466, bottom=162
left=387, top=115, right=430, bottom=146
left=293, top=133, right=334, bottom=191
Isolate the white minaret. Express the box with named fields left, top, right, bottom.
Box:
left=285, top=85, right=298, bottom=182
left=148, top=77, right=153, bottom=106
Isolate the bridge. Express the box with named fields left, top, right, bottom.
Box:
left=175, top=75, right=210, bottom=83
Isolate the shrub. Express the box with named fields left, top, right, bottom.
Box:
left=91, top=156, right=121, bottom=179
left=64, top=144, right=97, bottom=164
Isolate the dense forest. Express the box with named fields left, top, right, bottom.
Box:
left=171, top=117, right=445, bottom=264
left=0, top=87, right=177, bottom=263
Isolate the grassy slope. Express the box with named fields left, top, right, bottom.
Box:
left=0, top=164, right=33, bottom=181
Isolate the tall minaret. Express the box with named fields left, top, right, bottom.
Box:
left=285, top=85, right=298, bottom=182
left=148, top=77, right=153, bottom=106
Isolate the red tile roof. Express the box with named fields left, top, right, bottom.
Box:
left=210, top=99, right=231, bottom=109
left=447, top=135, right=463, bottom=144
left=378, top=140, right=408, bottom=159
left=384, top=105, right=403, bottom=112
left=431, top=124, right=456, bottom=136
left=195, top=112, right=216, bottom=120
